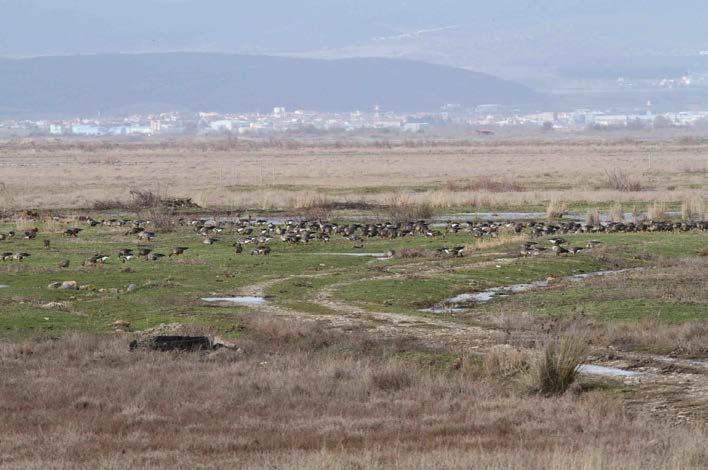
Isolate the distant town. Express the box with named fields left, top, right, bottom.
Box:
left=2, top=104, right=708, bottom=138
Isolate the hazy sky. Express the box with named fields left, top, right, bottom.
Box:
left=1, top=0, right=707, bottom=69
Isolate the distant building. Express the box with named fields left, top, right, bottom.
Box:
left=71, top=124, right=101, bottom=136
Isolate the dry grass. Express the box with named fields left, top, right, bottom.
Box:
left=483, top=344, right=530, bottom=379
left=545, top=199, right=568, bottom=219
left=647, top=202, right=668, bottom=220
left=604, top=168, right=644, bottom=192
left=0, top=328, right=705, bottom=469
left=681, top=196, right=705, bottom=220
left=585, top=209, right=601, bottom=225
left=445, top=177, right=525, bottom=193
left=608, top=203, right=625, bottom=222
left=0, top=138, right=705, bottom=210
left=384, top=193, right=434, bottom=221
left=464, top=234, right=527, bottom=253
left=526, top=335, right=588, bottom=396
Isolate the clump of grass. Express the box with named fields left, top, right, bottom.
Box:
left=141, top=208, right=177, bottom=232
left=608, top=203, right=625, bottom=222
left=484, top=345, right=530, bottom=379
left=294, top=192, right=333, bottom=220
left=545, top=199, right=567, bottom=220
left=385, top=193, right=434, bottom=221
left=395, top=248, right=424, bottom=258
left=13, top=214, right=37, bottom=232
left=370, top=362, right=412, bottom=391
left=464, top=234, right=526, bottom=253
left=585, top=209, right=601, bottom=225
left=129, top=189, right=163, bottom=209
left=604, top=168, right=643, bottom=192
left=681, top=196, right=704, bottom=221
left=526, top=335, right=588, bottom=396
left=647, top=202, right=667, bottom=220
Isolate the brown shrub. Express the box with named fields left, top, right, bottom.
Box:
left=585, top=209, right=601, bottom=225
left=385, top=193, right=434, bottom=221
left=545, top=199, right=568, bottom=219
left=605, top=169, right=643, bottom=192
left=370, top=363, right=413, bottom=391
left=647, top=202, right=667, bottom=220
left=395, top=248, right=424, bottom=258
left=527, top=335, right=588, bottom=396
left=483, top=345, right=530, bottom=379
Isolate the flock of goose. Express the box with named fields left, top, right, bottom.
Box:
left=0, top=214, right=705, bottom=266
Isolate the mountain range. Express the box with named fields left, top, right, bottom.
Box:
left=0, top=53, right=539, bottom=117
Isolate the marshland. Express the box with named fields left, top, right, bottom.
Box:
left=0, top=136, right=706, bottom=469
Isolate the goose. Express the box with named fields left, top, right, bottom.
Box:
left=250, top=246, right=271, bottom=256
left=548, top=238, right=567, bottom=245
left=170, top=247, right=189, bottom=256
left=83, top=254, right=109, bottom=265
left=58, top=259, right=70, bottom=268
left=568, top=246, right=584, bottom=255
left=43, top=239, right=50, bottom=249
left=2, top=252, right=15, bottom=261
left=137, top=231, right=156, bottom=241
left=203, top=237, right=219, bottom=245
left=13, top=252, right=31, bottom=261
left=552, top=245, right=569, bottom=255
left=64, top=227, right=82, bottom=237
left=147, top=253, right=165, bottom=261
left=234, top=243, right=243, bottom=254
left=23, top=228, right=39, bottom=239
left=137, top=247, right=152, bottom=257
left=586, top=240, right=603, bottom=248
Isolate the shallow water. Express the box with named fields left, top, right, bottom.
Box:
left=202, top=296, right=267, bottom=306
left=312, top=252, right=388, bottom=258
left=432, top=211, right=680, bottom=223
left=576, top=364, right=642, bottom=377
left=423, top=269, right=636, bottom=313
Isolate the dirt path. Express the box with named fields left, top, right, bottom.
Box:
left=234, top=265, right=708, bottom=424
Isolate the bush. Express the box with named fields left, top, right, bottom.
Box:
left=385, top=193, right=434, bottom=221
left=585, top=210, right=601, bottom=226
left=647, top=202, right=667, bottom=220
left=545, top=199, right=568, bottom=220
left=608, top=203, right=625, bottom=222
left=483, top=345, right=530, bottom=379
left=605, top=169, right=643, bottom=192
left=371, top=363, right=413, bottom=391
left=681, top=197, right=704, bottom=221
left=527, top=336, right=587, bottom=396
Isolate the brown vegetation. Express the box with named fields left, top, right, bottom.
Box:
left=0, top=325, right=705, bottom=469
left=0, top=138, right=705, bottom=210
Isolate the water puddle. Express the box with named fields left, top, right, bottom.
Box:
left=423, top=269, right=636, bottom=313
left=0, top=285, right=8, bottom=289
left=433, top=211, right=680, bottom=223
left=433, top=212, right=546, bottom=222
left=576, top=364, right=642, bottom=377
left=202, top=296, right=267, bottom=306
left=312, top=252, right=388, bottom=258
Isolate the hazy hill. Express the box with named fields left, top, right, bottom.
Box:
left=0, top=53, right=538, bottom=117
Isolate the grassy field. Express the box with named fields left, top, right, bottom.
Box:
left=0, top=137, right=705, bottom=213
left=0, top=137, right=706, bottom=469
